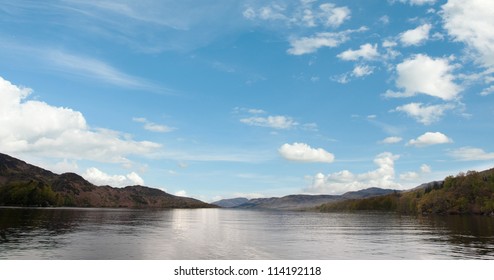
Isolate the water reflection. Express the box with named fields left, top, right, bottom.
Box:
left=1, top=207, right=493, bottom=259
left=417, top=215, right=494, bottom=258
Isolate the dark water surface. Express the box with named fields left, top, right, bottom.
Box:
left=1, top=207, right=493, bottom=259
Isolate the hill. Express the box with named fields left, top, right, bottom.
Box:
left=215, top=188, right=396, bottom=210
left=0, top=153, right=215, bottom=209
left=212, top=197, right=249, bottom=208
left=318, top=169, right=494, bottom=215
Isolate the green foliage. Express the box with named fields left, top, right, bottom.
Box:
left=0, top=181, right=62, bottom=207
left=319, top=168, right=494, bottom=215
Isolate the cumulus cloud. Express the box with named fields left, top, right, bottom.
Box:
left=407, top=132, right=453, bottom=147
left=337, top=43, right=379, bottom=61
left=400, top=24, right=432, bottom=46
left=83, top=167, right=144, bottom=187
left=394, top=102, right=456, bottom=125
left=319, top=3, right=351, bottom=27
left=442, top=0, right=494, bottom=69
left=279, top=142, right=335, bottom=163
left=0, top=76, right=161, bottom=164
left=305, top=152, right=401, bottom=194
left=385, top=54, right=461, bottom=100
left=449, top=147, right=494, bottom=161
left=380, top=136, right=403, bottom=144
left=133, top=117, right=174, bottom=133
left=287, top=27, right=367, bottom=55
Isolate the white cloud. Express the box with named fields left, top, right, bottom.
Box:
left=243, top=2, right=350, bottom=28
left=400, top=24, right=432, bottom=46
left=400, top=171, right=419, bottom=181
left=47, top=50, right=166, bottom=92
left=331, top=73, right=350, bottom=84
left=233, top=192, right=265, bottom=199
left=174, top=190, right=188, bottom=197
left=242, top=7, right=256, bottom=19
left=247, top=108, right=266, bottom=114
left=407, top=132, right=453, bottom=147
left=382, top=40, right=397, bottom=48
left=133, top=117, right=174, bottom=133
left=385, top=54, right=461, bottom=100
left=442, top=0, right=494, bottom=69
left=53, top=159, right=80, bottom=174
left=380, top=136, right=403, bottom=144
left=305, top=152, right=401, bottom=194
left=258, top=5, right=288, bottom=21
left=394, top=102, right=455, bottom=125
left=410, top=0, right=436, bottom=4
left=1, top=37, right=168, bottom=92
left=83, top=167, right=144, bottom=187
left=352, top=65, right=375, bottom=77
left=398, top=0, right=436, bottom=5
left=240, top=115, right=298, bottom=129
left=319, top=3, right=351, bottom=27
left=449, top=147, right=494, bottom=161
left=287, top=32, right=347, bottom=55
left=400, top=163, right=431, bottom=181
left=399, top=163, right=432, bottom=182
left=40, top=1, right=251, bottom=53
left=0, top=76, right=161, bottom=164
left=337, top=43, right=379, bottom=61
left=421, top=164, right=431, bottom=173
left=287, top=27, right=367, bottom=55
left=279, top=142, right=335, bottom=163
left=333, top=64, right=374, bottom=83
left=302, top=123, right=319, bottom=131
left=481, top=85, right=494, bottom=96
left=379, top=15, right=390, bottom=25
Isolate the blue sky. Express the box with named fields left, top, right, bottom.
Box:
left=1, top=0, right=494, bottom=202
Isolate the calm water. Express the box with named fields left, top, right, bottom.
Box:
left=1, top=207, right=493, bottom=259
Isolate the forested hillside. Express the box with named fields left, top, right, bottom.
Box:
left=319, top=169, right=494, bottom=215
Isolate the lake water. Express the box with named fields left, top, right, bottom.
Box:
left=1, top=207, right=493, bottom=259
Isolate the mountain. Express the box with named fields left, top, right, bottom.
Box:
left=341, top=187, right=396, bottom=199
left=318, top=169, right=494, bottom=215
left=212, top=197, right=249, bottom=208
left=221, top=188, right=397, bottom=210
left=0, top=153, right=215, bottom=208
left=234, top=195, right=340, bottom=210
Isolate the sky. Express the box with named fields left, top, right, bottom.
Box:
left=1, top=0, right=494, bottom=202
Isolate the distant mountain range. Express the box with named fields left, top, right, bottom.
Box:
left=213, top=197, right=250, bottom=208
left=212, top=187, right=397, bottom=210
left=0, top=153, right=215, bottom=209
